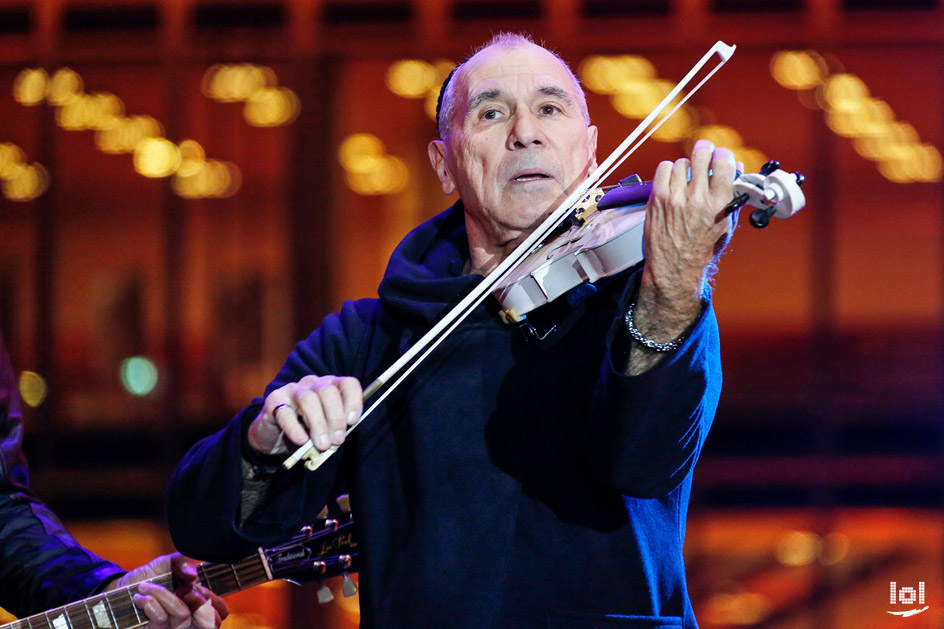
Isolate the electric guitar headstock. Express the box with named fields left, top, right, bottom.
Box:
left=262, top=494, right=359, bottom=602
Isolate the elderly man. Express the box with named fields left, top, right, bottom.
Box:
left=168, top=33, right=736, bottom=628
left=0, top=330, right=227, bottom=628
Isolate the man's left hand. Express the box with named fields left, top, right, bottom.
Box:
left=625, top=139, right=743, bottom=375
left=108, top=553, right=229, bottom=629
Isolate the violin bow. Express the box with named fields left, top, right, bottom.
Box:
left=284, top=40, right=737, bottom=472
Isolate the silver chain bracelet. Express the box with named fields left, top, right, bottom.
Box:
left=624, top=302, right=686, bottom=352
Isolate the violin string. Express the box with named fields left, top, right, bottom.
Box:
left=284, top=41, right=735, bottom=472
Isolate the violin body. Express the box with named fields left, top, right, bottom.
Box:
left=493, top=163, right=806, bottom=322
left=494, top=193, right=647, bottom=323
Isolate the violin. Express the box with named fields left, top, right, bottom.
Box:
left=493, top=160, right=807, bottom=323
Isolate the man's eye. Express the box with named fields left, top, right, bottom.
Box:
left=481, top=109, right=501, bottom=121
left=540, top=104, right=561, bottom=115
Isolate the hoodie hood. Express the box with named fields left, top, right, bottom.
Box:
left=377, top=201, right=484, bottom=328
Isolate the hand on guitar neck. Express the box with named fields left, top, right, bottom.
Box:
left=105, top=553, right=228, bottom=629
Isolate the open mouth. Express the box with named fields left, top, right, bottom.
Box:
left=512, top=172, right=552, bottom=183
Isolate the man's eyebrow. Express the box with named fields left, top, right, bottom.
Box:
left=537, top=85, right=574, bottom=106
left=467, top=89, right=502, bottom=113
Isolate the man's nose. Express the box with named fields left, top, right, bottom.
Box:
left=507, top=111, right=545, bottom=149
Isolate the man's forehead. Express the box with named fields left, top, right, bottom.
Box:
left=457, top=43, right=574, bottom=102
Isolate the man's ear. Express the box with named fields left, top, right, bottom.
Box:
left=586, top=125, right=599, bottom=173
left=428, top=140, right=456, bottom=195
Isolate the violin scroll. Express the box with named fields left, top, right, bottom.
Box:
left=726, top=160, right=806, bottom=229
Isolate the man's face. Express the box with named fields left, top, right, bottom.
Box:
left=429, top=43, right=598, bottom=246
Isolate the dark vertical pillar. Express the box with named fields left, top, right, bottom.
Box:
left=32, top=80, right=58, bottom=472
left=287, top=53, right=339, bottom=340
left=159, top=48, right=188, bottom=498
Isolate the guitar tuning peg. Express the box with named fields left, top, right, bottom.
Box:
left=336, top=493, right=351, bottom=513
left=316, top=505, right=329, bottom=520
left=760, top=160, right=780, bottom=176
left=342, top=575, right=358, bottom=597
left=316, top=583, right=335, bottom=604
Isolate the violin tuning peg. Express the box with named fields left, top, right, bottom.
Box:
left=793, top=171, right=805, bottom=186
left=336, top=493, right=351, bottom=513
left=749, top=206, right=776, bottom=229
left=342, top=575, right=358, bottom=597
left=759, top=160, right=781, bottom=176
left=316, top=505, right=329, bottom=520
left=316, top=583, right=335, bottom=604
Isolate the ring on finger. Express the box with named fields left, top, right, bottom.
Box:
left=272, top=403, right=294, bottom=420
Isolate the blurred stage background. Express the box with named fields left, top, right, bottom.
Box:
left=0, top=0, right=942, bottom=627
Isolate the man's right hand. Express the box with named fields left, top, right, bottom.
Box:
left=248, top=375, right=363, bottom=455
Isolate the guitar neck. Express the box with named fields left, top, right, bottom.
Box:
left=5, top=554, right=270, bottom=629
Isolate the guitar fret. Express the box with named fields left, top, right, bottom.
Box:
left=102, top=593, right=118, bottom=629
left=231, top=564, right=241, bottom=590
left=125, top=589, right=144, bottom=627
left=31, top=613, right=52, bottom=629
left=64, top=598, right=88, bottom=629
left=88, top=597, right=113, bottom=629
left=48, top=610, right=69, bottom=629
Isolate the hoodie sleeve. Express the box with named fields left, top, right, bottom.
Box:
left=167, top=299, right=379, bottom=562
left=583, top=275, right=722, bottom=499
left=0, top=332, right=125, bottom=616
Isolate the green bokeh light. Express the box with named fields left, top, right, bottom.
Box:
left=120, top=356, right=158, bottom=396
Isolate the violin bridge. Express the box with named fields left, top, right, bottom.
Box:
left=569, top=188, right=606, bottom=226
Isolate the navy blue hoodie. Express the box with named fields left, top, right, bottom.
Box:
left=168, top=202, right=721, bottom=629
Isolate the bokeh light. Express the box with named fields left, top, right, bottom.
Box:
left=386, top=58, right=455, bottom=121
left=56, top=92, right=124, bottom=131
left=339, top=133, right=385, bottom=172
left=1, top=162, right=49, bottom=202
left=13, top=68, right=49, bottom=106
left=202, top=64, right=276, bottom=102
left=819, top=532, right=851, bottom=566
left=338, top=133, right=408, bottom=195
left=386, top=60, right=438, bottom=98
left=579, top=55, right=655, bottom=95
left=244, top=87, right=300, bottom=127
left=773, top=50, right=941, bottom=183
left=172, top=160, right=242, bottom=198
left=0, top=142, right=49, bottom=201
left=203, top=63, right=298, bottom=128
left=18, top=371, right=48, bottom=407
left=46, top=68, right=83, bottom=106
left=120, top=356, right=159, bottom=396
left=0, top=143, right=26, bottom=179
left=96, top=115, right=164, bottom=154
left=12, top=65, right=247, bottom=198
left=770, top=50, right=828, bottom=91
left=775, top=530, right=822, bottom=567
left=133, top=137, right=182, bottom=178
left=177, top=139, right=207, bottom=177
